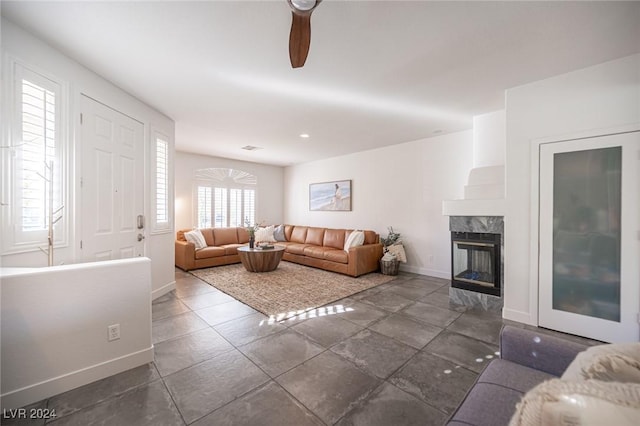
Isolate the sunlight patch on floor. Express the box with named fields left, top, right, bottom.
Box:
left=259, top=304, right=355, bottom=326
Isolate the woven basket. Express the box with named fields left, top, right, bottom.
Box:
left=380, top=259, right=399, bottom=276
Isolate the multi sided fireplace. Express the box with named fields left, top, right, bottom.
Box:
left=451, top=231, right=501, bottom=296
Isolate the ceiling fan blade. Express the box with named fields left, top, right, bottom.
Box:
left=289, top=12, right=312, bottom=68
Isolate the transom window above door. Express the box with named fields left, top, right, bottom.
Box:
left=194, top=168, right=256, bottom=228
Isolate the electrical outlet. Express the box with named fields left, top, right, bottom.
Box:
left=108, top=324, right=120, bottom=342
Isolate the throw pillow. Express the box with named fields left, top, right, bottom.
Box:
left=273, top=224, right=286, bottom=242
left=184, top=229, right=207, bottom=250
left=387, top=244, right=407, bottom=263
left=255, top=225, right=276, bottom=243
left=344, top=230, right=365, bottom=252
left=562, top=343, right=640, bottom=383
left=509, top=379, right=640, bottom=426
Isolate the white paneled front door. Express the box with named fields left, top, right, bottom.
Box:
left=538, top=131, right=640, bottom=342
left=80, top=95, right=145, bottom=261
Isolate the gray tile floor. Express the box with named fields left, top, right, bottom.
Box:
left=10, top=269, right=597, bottom=426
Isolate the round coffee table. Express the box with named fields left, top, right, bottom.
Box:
left=237, top=246, right=285, bottom=272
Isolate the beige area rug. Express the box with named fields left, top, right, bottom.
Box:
left=190, top=261, right=396, bottom=317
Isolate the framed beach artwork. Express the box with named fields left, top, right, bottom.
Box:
left=309, top=180, right=352, bottom=211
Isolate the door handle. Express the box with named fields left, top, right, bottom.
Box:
left=137, top=215, right=145, bottom=229
left=137, top=233, right=145, bottom=242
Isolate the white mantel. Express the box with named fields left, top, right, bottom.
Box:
left=442, top=198, right=505, bottom=216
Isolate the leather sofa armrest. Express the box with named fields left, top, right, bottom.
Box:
left=499, top=325, right=589, bottom=376
left=175, top=240, right=196, bottom=271
left=347, top=243, right=383, bottom=277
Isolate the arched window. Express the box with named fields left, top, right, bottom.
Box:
left=194, top=168, right=257, bottom=228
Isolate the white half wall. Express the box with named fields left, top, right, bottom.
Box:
left=175, top=151, right=285, bottom=231
left=284, top=131, right=473, bottom=278
left=1, top=19, right=176, bottom=299
left=1, top=258, right=153, bottom=409
left=504, top=53, right=640, bottom=325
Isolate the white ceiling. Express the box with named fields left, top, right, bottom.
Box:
left=2, top=1, right=639, bottom=166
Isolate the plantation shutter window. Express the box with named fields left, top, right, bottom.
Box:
left=2, top=62, right=67, bottom=253
left=155, top=138, right=169, bottom=224
left=229, top=188, right=243, bottom=227
left=149, top=130, right=173, bottom=234
left=20, top=79, right=57, bottom=231
left=214, top=187, right=227, bottom=228
left=243, top=189, right=255, bottom=226
left=197, top=186, right=212, bottom=228
left=193, top=168, right=257, bottom=228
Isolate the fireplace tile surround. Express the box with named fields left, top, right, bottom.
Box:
left=449, top=216, right=504, bottom=313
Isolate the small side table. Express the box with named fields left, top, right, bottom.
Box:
left=237, top=246, right=285, bottom=272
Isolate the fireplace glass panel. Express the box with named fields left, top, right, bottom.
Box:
left=453, top=241, right=495, bottom=287
left=450, top=230, right=500, bottom=298
left=552, top=147, right=621, bottom=321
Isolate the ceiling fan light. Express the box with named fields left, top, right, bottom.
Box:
left=291, top=0, right=316, bottom=12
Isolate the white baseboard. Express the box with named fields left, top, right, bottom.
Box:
left=152, top=280, right=176, bottom=300
left=1, top=347, right=154, bottom=410
left=398, top=264, right=450, bottom=280
left=503, top=308, right=536, bottom=326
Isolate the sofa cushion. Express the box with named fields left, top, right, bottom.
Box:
left=237, top=228, right=250, bottom=244
left=363, top=230, right=378, bottom=245
left=185, top=230, right=207, bottom=249
left=273, top=241, right=296, bottom=248
left=344, top=230, right=365, bottom=251
left=323, top=228, right=346, bottom=250
left=255, top=225, right=277, bottom=243
left=195, top=246, right=226, bottom=259
left=450, top=382, right=524, bottom=426
left=324, top=248, right=348, bottom=264
left=286, top=243, right=310, bottom=256
left=290, top=226, right=308, bottom=243
left=479, top=359, right=555, bottom=394
left=201, top=228, right=215, bottom=246
left=221, top=244, right=243, bottom=256
left=303, top=246, right=329, bottom=260
left=305, top=227, right=326, bottom=246
left=213, top=228, right=239, bottom=246
left=284, top=225, right=294, bottom=241
left=177, top=229, right=187, bottom=241
left=273, top=224, right=286, bottom=242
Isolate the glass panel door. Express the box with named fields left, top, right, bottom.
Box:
left=539, top=131, right=639, bottom=342
left=552, top=147, right=621, bottom=321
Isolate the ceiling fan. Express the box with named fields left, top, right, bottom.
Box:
left=287, top=0, right=322, bottom=68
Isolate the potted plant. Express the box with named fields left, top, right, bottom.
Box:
left=380, top=226, right=406, bottom=275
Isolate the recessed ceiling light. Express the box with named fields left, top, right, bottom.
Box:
left=433, top=129, right=443, bottom=134
left=299, top=133, right=310, bottom=138
left=241, top=145, right=263, bottom=151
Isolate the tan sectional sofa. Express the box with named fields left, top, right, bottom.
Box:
left=175, top=225, right=383, bottom=277
left=175, top=227, right=249, bottom=271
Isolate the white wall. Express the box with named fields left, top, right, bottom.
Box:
left=284, top=131, right=473, bottom=278
left=175, top=151, right=285, bottom=231
left=0, top=19, right=176, bottom=298
left=504, top=54, right=640, bottom=324
left=1, top=258, right=153, bottom=409
left=473, top=110, right=506, bottom=168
